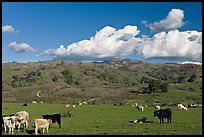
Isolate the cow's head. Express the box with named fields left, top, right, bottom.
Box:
left=48, top=119, right=52, bottom=125
left=153, top=110, right=160, bottom=117
left=143, top=117, right=147, bottom=121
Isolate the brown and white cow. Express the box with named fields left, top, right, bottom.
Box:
left=14, top=111, right=29, bottom=131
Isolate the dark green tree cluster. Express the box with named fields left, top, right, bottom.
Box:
left=11, top=70, right=41, bottom=88
left=187, top=74, right=196, bottom=82
left=143, top=79, right=168, bottom=93
left=61, top=68, right=73, bottom=84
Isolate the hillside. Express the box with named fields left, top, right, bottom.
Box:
left=2, top=59, right=202, bottom=106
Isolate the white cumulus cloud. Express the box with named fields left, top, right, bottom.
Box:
left=2, top=25, right=18, bottom=33
left=9, top=42, right=37, bottom=53
left=145, top=9, right=185, bottom=32
left=136, top=30, right=202, bottom=62
left=38, top=25, right=141, bottom=61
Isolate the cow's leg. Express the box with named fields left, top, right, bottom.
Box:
left=11, top=127, right=14, bottom=135
left=4, top=125, right=7, bottom=134
left=42, top=128, right=45, bottom=134
left=46, top=127, right=49, bottom=134
left=9, top=127, right=11, bottom=134
left=18, top=123, right=21, bottom=131
left=162, top=118, right=164, bottom=123
left=35, top=127, right=38, bottom=135
left=26, top=120, right=28, bottom=130
left=57, top=120, right=61, bottom=128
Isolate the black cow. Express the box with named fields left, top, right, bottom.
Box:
left=153, top=108, right=172, bottom=123
left=134, top=117, right=147, bottom=123
left=23, top=103, right=28, bottom=106
left=42, top=113, right=61, bottom=128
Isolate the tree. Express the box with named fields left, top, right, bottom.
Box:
left=160, top=83, right=168, bottom=92
left=61, top=69, right=73, bottom=84
left=148, top=80, right=160, bottom=93
left=188, top=74, right=196, bottom=82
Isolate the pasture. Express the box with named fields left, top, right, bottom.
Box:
left=2, top=103, right=202, bottom=135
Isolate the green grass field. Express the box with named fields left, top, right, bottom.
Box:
left=2, top=103, right=202, bottom=135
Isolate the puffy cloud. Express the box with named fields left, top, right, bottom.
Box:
left=38, top=25, right=141, bottom=61
left=145, top=9, right=185, bottom=32
left=136, top=30, right=202, bottom=62
left=38, top=25, right=202, bottom=63
left=2, top=25, right=18, bottom=33
left=9, top=41, right=37, bottom=53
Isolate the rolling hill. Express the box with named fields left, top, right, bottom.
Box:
left=2, top=59, right=202, bottom=106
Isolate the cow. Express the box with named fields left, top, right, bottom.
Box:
left=178, top=104, right=188, bottom=111
left=3, top=116, right=16, bottom=134
left=14, top=111, right=29, bottom=131
left=34, top=118, right=52, bottom=135
left=135, top=103, right=144, bottom=111
left=23, top=103, right=28, bottom=106
left=32, top=101, right=37, bottom=104
left=153, top=108, right=172, bottom=123
left=42, top=113, right=61, bottom=128
left=134, top=117, right=147, bottom=123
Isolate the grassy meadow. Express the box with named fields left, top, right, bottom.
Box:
left=2, top=103, right=202, bottom=135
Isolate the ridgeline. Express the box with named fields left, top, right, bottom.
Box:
left=2, top=59, right=202, bottom=106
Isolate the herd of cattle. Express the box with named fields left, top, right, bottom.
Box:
left=2, top=103, right=199, bottom=135
left=2, top=111, right=61, bottom=135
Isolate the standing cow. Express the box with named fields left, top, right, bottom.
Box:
left=14, top=111, right=29, bottom=131
left=153, top=108, right=172, bottom=123
left=3, top=116, right=16, bottom=134
left=42, top=113, right=61, bottom=128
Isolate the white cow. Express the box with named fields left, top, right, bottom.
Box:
left=78, top=102, right=83, bottom=105
left=82, top=101, right=88, bottom=105
left=32, top=101, right=37, bottom=104
left=182, top=106, right=188, bottom=111
left=34, top=118, right=52, bottom=135
left=178, top=104, right=188, bottom=111
left=3, top=116, right=16, bottom=134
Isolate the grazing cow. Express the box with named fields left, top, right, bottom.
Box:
left=134, top=117, right=147, bottom=123
left=23, top=103, right=27, bottom=106
left=32, top=101, right=37, bottom=104
left=153, top=108, right=172, bottom=123
left=82, top=101, right=88, bottom=105
left=34, top=118, right=52, bottom=135
left=178, top=104, right=187, bottom=111
left=135, top=103, right=144, bottom=111
left=78, top=102, right=83, bottom=105
left=65, top=104, right=70, bottom=108
left=182, top=106, right=188, bottom=110
left=42, top=113, right=61, bottom=128
left=14, top=111, right=29, bottom=131
left=3, top=116, right=16, bottom=134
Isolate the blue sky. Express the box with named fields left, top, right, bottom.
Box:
left=2, top=2, right=202, bottom=63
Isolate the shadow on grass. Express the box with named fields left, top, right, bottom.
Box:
left=26, top=129, right=35, bottom=135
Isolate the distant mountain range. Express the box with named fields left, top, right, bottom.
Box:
left=98, top=57, right=145, bottom=65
